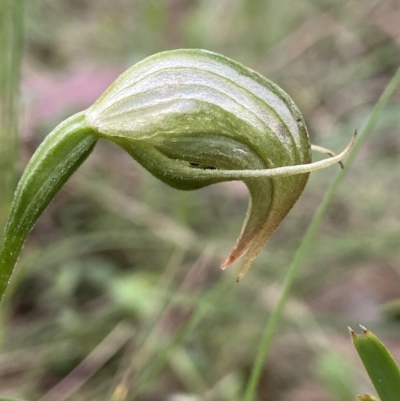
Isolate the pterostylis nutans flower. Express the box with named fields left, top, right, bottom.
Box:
left=0, top=49, right=355, bottom=297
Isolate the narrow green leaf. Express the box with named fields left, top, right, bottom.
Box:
left=350, top=326, right=400, bottom=401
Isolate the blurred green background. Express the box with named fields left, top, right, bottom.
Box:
left=1, top=0, right=400, bottom=400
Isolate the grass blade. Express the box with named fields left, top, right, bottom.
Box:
left=0, top=0, right=25, bottom=231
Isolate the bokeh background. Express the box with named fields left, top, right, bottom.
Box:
left=1, top=0, right=400, bottom=400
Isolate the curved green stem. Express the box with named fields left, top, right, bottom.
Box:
left=243, top=67, right=400, bottom=401
left=0, top=112, right=97, bottom=299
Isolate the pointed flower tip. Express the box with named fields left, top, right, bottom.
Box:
left=219, top=254, right=244, bottom=282
left=220, top=258, right=232, bottom=270
left=236, top=271, right=246, bottom=282
left=348, top=324, right=369, bottom=339
left=221, top=252, right=240, bottom=270
left=348, top=326, right=356, bottom=337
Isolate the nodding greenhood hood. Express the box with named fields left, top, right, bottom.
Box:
left=0, top=49, right=354, bottom=296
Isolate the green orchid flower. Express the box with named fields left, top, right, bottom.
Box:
left=0, top=49, right=354, bottom=298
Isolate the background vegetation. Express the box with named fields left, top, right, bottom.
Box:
left=1, top=0, right=400, bottom=400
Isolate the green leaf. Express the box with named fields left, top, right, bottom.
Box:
left=350, top=326, right=400, bottom=401
left=0, top=49, right=354, bottom=300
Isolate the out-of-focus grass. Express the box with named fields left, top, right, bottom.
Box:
left=0, top=0, right=24, bottom=231
left=1, top=0, right=400, bottom=400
